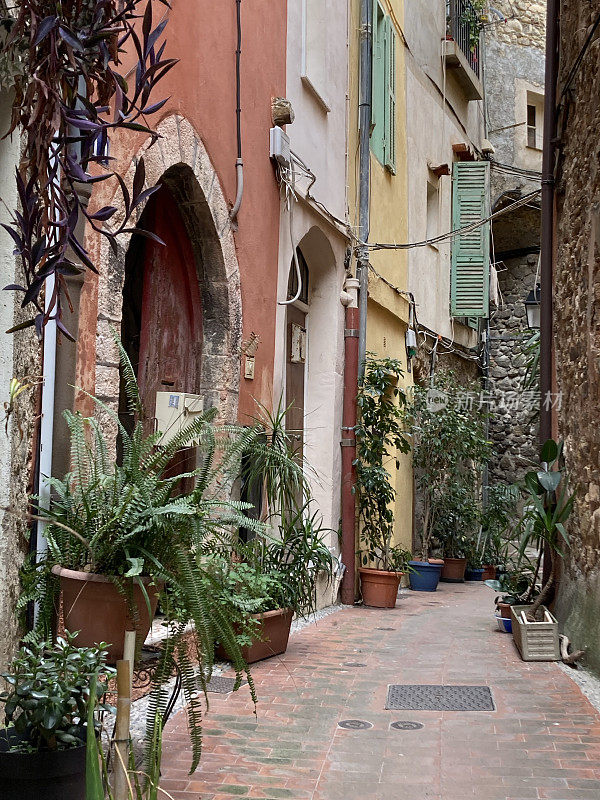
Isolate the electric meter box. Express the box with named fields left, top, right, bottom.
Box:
left=269, top=126, right=291, bottom=168
left=155, top=391, right=205, bottom=446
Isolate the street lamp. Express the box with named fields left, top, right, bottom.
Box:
left=525, top=284, right=541, bottom=329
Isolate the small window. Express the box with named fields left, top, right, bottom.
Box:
left=287, top=247, right=310, bottom=305
left=527, top=104, right=537, bottom=148
left=525, top=91, right=543, bottom=151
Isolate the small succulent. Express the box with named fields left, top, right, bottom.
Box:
left=0, top=632, right=115, bottom=752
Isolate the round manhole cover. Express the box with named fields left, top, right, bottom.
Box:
left=342, top=661, right=367, bottom=667
left=338, top=719, right=373, bottom=730
left=391, top=721, right=424, bottom=731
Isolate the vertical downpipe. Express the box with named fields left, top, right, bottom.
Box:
left=341, top=278, right=360, bottom=605
left=340, top=0, right=373, bottom=604
left=540, top=0, right=559, bottom=587
left=357, top=0, right=372, bottom=379
left=540, top=0, right=558, bottom=444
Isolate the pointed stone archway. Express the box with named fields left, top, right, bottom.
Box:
left=92, top=115, right=242, bottom=439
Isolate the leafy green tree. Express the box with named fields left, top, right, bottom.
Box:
left=403, top=371, right=492, bottom=560
left=355, top=355, right=411, bottom=572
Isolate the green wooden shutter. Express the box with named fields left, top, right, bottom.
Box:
left=384, top=16, right=396, bottom=173
left=450, top=161, right=490, bottom=318
left=371, top=2, right=385, bottom=165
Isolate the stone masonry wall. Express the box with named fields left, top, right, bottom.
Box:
left=488, top=253, right=540, bottom=485
left=489, top=0, right=546, bottom=51
left=553, top=3, right=600, bottom=675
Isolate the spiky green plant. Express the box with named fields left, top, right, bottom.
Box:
left=25, top=333, right=291, bottom=774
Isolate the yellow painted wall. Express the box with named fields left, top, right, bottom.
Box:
left=349, top=0, right=413, bottom=553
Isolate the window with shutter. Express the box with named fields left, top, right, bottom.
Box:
left=371, top=1, right=386, bottom=165
left=384, top=16, right=396, bottom=173
left=371, top=2, right=395, bottom=172
left=450, top=161, right=490, bottom=318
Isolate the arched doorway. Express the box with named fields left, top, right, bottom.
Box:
left=90, top=116, right=243, bottom=458
left=121, top=182, right=203, bottom=431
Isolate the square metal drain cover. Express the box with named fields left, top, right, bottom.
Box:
left=206, top=676, right=245, bottom=694
left=386, top=685, right=494, bottom=712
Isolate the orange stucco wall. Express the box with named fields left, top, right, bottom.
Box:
left=76, top=0, right=287, bottom=423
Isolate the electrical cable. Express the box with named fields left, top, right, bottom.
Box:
left=278, top=161, right=303, bottom=306
left=558, top=10, right=600, bottom=108
left=229, top=0, right=244, bottom=222
left=363, top=189, right=540, bottom=251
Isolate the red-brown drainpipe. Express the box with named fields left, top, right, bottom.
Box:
left=341, top=277, right=360, bottom=605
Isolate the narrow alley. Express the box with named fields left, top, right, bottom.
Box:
left=161, top=585, right=600, bottom=800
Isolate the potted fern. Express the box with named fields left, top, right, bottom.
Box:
left=355, top=355, right=412, bottom=608
left=213, top=503, right=334, bottom=662
left=27, top=336, right=294, bottom=773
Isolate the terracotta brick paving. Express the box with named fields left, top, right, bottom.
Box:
left=160, top=583, right=600, bottom=799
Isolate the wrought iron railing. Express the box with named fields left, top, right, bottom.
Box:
left=446, top=0, right=481, bottom=78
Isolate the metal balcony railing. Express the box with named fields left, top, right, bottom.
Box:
left=446, top=0, right=481, bottom=78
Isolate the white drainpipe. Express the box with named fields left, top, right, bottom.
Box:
left=35, top=272, right=57, bottom=568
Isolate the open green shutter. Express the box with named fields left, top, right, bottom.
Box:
left=450, top=161, right=490, bottom=318
left=371, top=1, right=385, bottom=165
left=384, top=17, right=396, bottom=173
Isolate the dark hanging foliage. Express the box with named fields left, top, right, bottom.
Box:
left=1, top=0, right=177, bottom=338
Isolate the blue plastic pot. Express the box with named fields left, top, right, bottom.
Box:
left=408, top=561, right=442, bottom=592
left=465, top=567, right=485, bottom=581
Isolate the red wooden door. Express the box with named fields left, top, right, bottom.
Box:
left=137, top=185, right=203, bottom=419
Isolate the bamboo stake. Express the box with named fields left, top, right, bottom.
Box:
left=123, top=630, right=137, bottom=697
left=114, top=659, right=132, bottom=800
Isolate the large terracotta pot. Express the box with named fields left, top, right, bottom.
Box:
left=359, top=568, right=402, bottom=608
left=440, top=557, right=467, bottom=582
left=482, top=565, right=497, bottom=581
left=217, top=608, right=293, bottom=663
left=52, top=566, right=161, bottom=663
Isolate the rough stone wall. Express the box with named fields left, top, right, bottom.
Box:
left=488, top=253, right=540, bottom=484
left=484, top=0, right=545, bottom=488
left=489, top=0, right=546, bottom=51
left=0, top=101, right=38, bottom=672
left=553, top=3, right=600, bottom=675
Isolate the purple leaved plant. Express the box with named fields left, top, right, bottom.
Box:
left=1, top=0, right=177, bottom=338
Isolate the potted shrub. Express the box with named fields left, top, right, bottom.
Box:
left=214, top=503, right=334, bottom=661
left=0, top=635, right=114, bottom=800
left=480, top=483, right=518, bottom=581
left=355, top=355, right=411, bottom=607
left=25, top=337, right=309, bottom=773
left=464, top=544, right=485, bottom=581
left=510, top=440, right=575, bottom=661
left=437, top=484, right=479, bottom=582
left=403, top=372, right=491, bottom=589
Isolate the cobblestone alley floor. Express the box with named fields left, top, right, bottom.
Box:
left=160, top=583, right=600, bottom=800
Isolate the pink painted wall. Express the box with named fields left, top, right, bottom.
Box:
left=76, top=0, right=287, bottom=423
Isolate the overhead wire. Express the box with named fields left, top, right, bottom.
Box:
left=362, top=189, right=540, bottom=251
left=557, top=10, right=600, bottom=108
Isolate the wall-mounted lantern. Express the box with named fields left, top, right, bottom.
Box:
left=525, top=284, right=541, bottom=329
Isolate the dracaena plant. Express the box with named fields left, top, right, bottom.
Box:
left=1, top=0, right=177, bottom=337
left=516, top=439, right=576, bottom=621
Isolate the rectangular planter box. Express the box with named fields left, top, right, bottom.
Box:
left=216, top=608, right=293, bottom=664
left=510, top=604, right=560, bottom=661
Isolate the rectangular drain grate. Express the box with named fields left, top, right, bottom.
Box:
left=386, top=685, right=494, bottom=712
left=206, top=676, right=245, bottom=694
